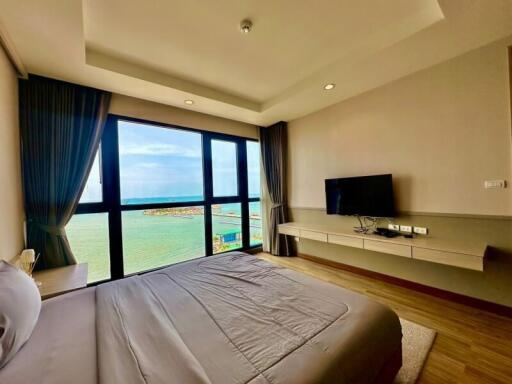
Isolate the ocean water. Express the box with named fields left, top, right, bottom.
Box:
left=121, top=195, right=261, bottom=205
left=121, top=196, right=204, bottom=205
left=66, top=198, right=261, bottom=282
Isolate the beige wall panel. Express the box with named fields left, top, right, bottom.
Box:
left=287, top=37, right=512, bottom=307
left=288, top=37, right=512, bottom=216
left=110, top=94, right=258, bottom=139
left=0, top=46, right=24, bottom=261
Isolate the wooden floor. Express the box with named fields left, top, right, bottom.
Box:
left=257, top=253, right=512, bottom=384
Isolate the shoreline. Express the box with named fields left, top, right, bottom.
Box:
left=143, top=206, right=261, bottom=220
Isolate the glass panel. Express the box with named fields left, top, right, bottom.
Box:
left=249, top=201, right=262, bottom=246
left=118, top=120, right=204, bottom=205
left=66, top=213, right=110, bottom=283
left=246, top=141, right=261, bottom=198
left=122, top=207, right=205, bottom=275
left=79, top=151, right=102, bottom=203
left=212, top=140, right=238, bottom=197
left=212, top=203, right=242, bottom=253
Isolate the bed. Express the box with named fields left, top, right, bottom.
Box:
left=0, top=252, right=402, bottom=384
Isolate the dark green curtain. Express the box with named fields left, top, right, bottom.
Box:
left=260, top=122, right=294, bottom=256
left=19, top=76, right=111, bottom=269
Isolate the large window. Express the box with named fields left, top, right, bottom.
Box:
left=67, top=150, right=110, bottom=283
left=249, top=201, right=262, bottom=246
left=212, top=140, right=238, bottom=197
left=66, top=213, right=110, bottom=282
left=79, top=152, right=102, bottom=203
left=212, top=203, right=242, bottom=253
left=246, top=140, right=261, bottom=246
left=246, top=141, right=261, bottom=198
left=118, top=121, right=204, bottom=204
left=68, top=116, right=261, bottom=282
left=122, top=207, right=205, bottom=275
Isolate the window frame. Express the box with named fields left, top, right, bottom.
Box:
left=74, top=114, right=261, bottom=282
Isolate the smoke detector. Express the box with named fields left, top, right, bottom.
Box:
left=240, top=19, right=253, bottom=34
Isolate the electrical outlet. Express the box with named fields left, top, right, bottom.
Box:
left=413, top=227, right=428, bottom=235
left=399, top=225, right=412, bottom=233
left=388, top=224, right=400, bottom=231
left=484, top=180, right=506, bottom=189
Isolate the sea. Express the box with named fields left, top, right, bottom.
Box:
left=66, top=196, right=261, bottom=283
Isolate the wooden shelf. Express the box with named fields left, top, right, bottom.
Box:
left=32, top=263, right=88, bottom=299
left=279, top=223, right=487, bottom=271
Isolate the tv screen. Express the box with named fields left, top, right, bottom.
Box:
left=325, top=174, right=395, bottom=218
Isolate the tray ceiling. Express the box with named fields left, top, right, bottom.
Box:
left=1, top=0, right=512, bottom=126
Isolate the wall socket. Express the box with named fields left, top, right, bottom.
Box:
left=388, top=224, right=400, bottom=231
left=399, top=225, right=413, bottom=233
left=484, top=180, right=506, bottom=189
left=413, top=226, right=428, bottom=235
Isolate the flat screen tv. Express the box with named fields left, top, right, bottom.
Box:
left=325, top=174, right=395, bottom=218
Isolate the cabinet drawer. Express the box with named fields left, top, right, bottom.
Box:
left=413, top=248, right=483, bottom=271
left=300, top=230, right=328, bottom=242
left=328, top=234, right=364, bottom=249
left=278, top=226, right=300, bottom=237
left=364, top=239, right=411, bottom=258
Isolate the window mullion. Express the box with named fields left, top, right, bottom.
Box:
left=102, top=116, right=124, bottom=279
left=203, top=134, right=214, bottom=256
left=238, top=139, right=250, bottom=250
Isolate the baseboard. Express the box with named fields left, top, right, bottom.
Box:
left=298, top=253, right=512, bottom=319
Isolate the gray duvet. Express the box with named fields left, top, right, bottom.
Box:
left=0, top=252, right=402, bottom=384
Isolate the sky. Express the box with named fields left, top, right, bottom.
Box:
left=80, top=121, right=260, bottom=203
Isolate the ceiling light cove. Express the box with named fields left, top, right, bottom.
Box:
left=324, top=83, right=336, bottom=90
left=184, top=99, right=194, bottom=105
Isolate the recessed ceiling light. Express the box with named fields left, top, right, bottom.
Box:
left=324, top=83, right=336, bottom=90
left=184, top=99, right=194, bottom=105
left=240, top=19, right=253, bottom=34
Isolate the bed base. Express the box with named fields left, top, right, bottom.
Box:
left=373, top=345, right=402, bottom=384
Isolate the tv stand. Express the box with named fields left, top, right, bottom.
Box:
left=278, top=222, right=487, bottom=271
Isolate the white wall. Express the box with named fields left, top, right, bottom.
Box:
left=0, top=45, right=24, bottom=261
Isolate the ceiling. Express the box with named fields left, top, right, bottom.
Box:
left=1, top=0, right=512, bottom=126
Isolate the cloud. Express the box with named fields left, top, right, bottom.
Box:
left=120, top=143, right=201, bottom=158
left=137, top=162, right=161, bottom=169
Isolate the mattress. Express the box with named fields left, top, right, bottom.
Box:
left=0, top=252, right=402, bottom=384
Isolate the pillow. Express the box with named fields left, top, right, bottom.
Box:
left=0, top=260, right=41, bottom=368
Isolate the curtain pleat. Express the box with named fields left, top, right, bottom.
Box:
left=19, top=75, right=111, bottom=269
left=259, top=122, right=294, bottom=256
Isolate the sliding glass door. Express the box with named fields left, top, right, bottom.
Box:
left=66, top=116, right=261, bottom=283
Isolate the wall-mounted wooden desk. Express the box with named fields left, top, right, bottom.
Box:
left=278, top=223, right=487, bottom=271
